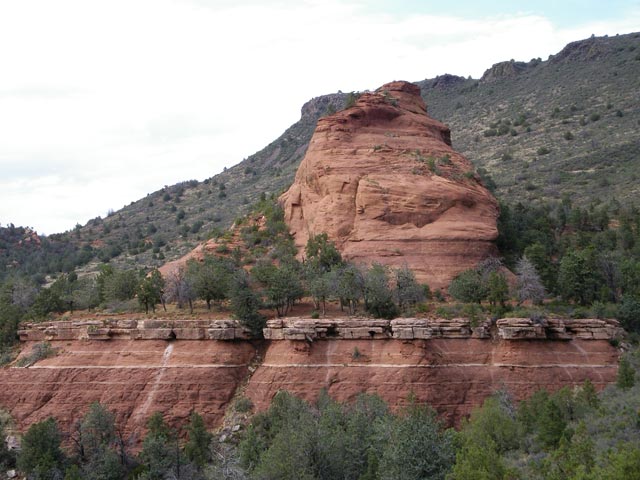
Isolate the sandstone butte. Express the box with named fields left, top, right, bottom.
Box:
left=280, top=80, right=499, bottom=290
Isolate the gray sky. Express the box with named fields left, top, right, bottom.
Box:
left=1, top=0, right=639, bottom=234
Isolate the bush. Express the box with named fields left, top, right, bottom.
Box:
left=448, top=269, right=486, bottom=304
left=16, top=342, right=55, bottom=367
left=234, top=397, right=254, bottom=413
left=537, top=146, right=551, bottom=155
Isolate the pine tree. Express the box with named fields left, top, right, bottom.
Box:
left=617, top=357, right=635, bottom=390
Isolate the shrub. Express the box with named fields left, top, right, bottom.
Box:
left=448, top=269, right=487, bottom=304
left=537, top=146, right=551, bottom=155
left=16, top=342, right=55, bottom=367
left=234, top=397, right=254, bottom=413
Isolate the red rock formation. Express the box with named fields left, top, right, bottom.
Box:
left=279, top=80, right=499, bottom=290
left=0, top=317, right=619, bottom=438
left=246, top=338, right=618, bottom=425
left=0, top=340, right=256, bottom=440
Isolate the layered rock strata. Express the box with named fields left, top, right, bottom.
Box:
left=246, top=337, right=618, bottom=425
left=279, top=80, right=499, bottom=289
left=0, top=339, right=256, bottom=440
left=0, top=317, right=620, bottom=438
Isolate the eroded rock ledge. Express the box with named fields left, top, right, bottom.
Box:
left=264, top=317, right=621, bottom=341
left=18, top=319, right=251, bottom=342
left=18, top=316, right=622, bottom=343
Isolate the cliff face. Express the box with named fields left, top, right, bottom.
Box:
left=247, top=338, right=617, bottom=425
left=279, top=80, right=499, bottom=290
left=0, top=317, right=619, bottom=439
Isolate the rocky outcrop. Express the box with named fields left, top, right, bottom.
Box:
left=246, top=338, right=618, bottom=425
left=264, top=317, right=621, bottom=342
left=480, top=60, right=532, bottom=83
left=0, top=316, right=620, bottom=439
left=279, top=81, right=499, bottom=290
left=0, top=339, right=257, bottom=441
left=18, top=318, right=252, bottom=342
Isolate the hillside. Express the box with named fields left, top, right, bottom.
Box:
left=419, top=32, right=640, bottom=206
left=3, top=32, right=639, bottom=279
left=80, top=31, right=640, bottom=273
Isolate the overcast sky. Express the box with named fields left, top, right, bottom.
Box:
left=1, top=0, right=639, bottom=235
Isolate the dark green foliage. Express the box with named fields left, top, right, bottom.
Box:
left=0, top=279, right=25, bottom=357
left=72, top=402, right=125, bottom=480
left=363, top=263, right=399, bottom=319
left=185, top=256, right=232, bottom=310
left=17, top=417, right=66, bottom=479
left=450, top=394, right=518, bottom=480
left=558, top=248, right=601, bottom=305
left=102, top=268, right=140, bottom=303
left=448, top=269, right=487, bottom=304
left=618, top=295, right=640, bottom=332
left=183, top=411, right=212, bottom=469
left=139, top=413, right=177, bottom=480
left=253, top=261, right=304, bottom=317
left=537, top=396, right=568, bottom=448
left=137, top=269, right=164, bottom=314
left=378, top=403, right=455, bottom=480
left=486, top=271, right=509, bottom=307
left=394, top=265, right=425, bottom=314
left=241, top=390, right=455, bottom=480
left=229, top=270, right=264, bottom=337
left=617, top=356, right=636, bottom=390
left=304, top=233, right=343, bottom=272
left=239, top=391, right=317, bottom=478
left=330, top=263, right=364, bottom=315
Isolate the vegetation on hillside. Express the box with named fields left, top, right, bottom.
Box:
left=420, top=32, right=640, bottom=207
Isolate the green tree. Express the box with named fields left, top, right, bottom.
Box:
left=617, top=356, right=635, bottom=390
left=486, top=271, right=509, bottom=307
left=617, top=294, right=640, bottom=333
left=537, top=396, right=568, bottom=448
left=378, top=402, right=455, bottom=480
left=229, top=270, right=264, bottom=337
left=541, top=422, right=595, bottom=480
left=594, top=444, right=640, bottom=480
left=102, top=269, right=139, bottom=303
left=186, top=256, right=231, bottom=310
left=73, top=403, right=124, bottom=480
left=364, top=263, right=399, bottom=319
left=137, top=269, right=165, bottom=314
left=394, top=265, right=425, bottom=314
left=253, top=261, right=304, bottom=317
left=240, top=391, right=317, bottom=479
left=448, top=269, right=487, bottom=304
left=329, top=263, right=364, bottom=315
left=183, top=411, right=212, bottom=469
left=304, top=264, right=332, bottom=316
left=450, top=395, right=519, bottom=480
left=17, top=417, right=66, bottom=480
left=139, top=413, right=176, bottom=480
left=557, top=248, right=601, bottom=305
left=305, top=233, right=343, bottom=272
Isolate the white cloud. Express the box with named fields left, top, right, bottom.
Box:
left=0, top=0, right=638, bottom=234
